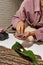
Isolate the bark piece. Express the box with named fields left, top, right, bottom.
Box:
left=0, top=46, right=43, bottom=65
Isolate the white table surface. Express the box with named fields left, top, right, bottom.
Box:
left=0, top=33, right=43, bottom=60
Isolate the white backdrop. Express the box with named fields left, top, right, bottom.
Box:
left=0, top=33, right=43, bottom=60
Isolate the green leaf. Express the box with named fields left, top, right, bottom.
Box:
left=11, top=41, right=39, bottom=65
left=20, top=50, right=39, bottom=65
left=33, top=61, right=39, bottom=65
left=12, top=42, right=25, bottom=52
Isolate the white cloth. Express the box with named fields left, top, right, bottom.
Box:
left=0, top=33, right=43, bottom=60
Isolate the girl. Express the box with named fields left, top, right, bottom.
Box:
left=12, top=0, right=43, bottom=42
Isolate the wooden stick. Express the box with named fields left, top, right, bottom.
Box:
left=5, top=24, right=12, bottom=31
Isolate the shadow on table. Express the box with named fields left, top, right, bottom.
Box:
left=22, top=39, right=43, bottom=48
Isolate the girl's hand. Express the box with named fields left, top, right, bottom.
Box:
left=0, top=27, right=4, bottom=32
left=15, top=31, right=35, bottom=40
left=16, top=21, right=25, bottom=34
left=15, top=32, right=30, bottom=40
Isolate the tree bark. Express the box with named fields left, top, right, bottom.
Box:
left=0, top=46, right=43, bottom=65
